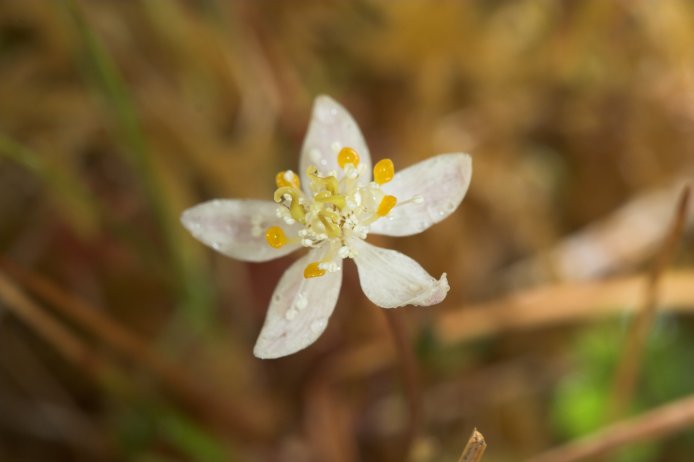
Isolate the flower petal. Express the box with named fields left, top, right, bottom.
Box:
left=181, top=199, right=300, bottom=262
left=254, top=247, right=342, bottom=359
left=299, top=95, right=372, bottom=191
left=369, top=153, right=472, bottom=237
left=350, top=239, right=449, bottom=308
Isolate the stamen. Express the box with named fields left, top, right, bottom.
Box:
left=377, top=195, right=397, bottom=216
left=275, top=170, right=300, bottom=189
left=274, top=187, right=306, bottom=223
left=337, top=147, right=360, bottom=169
left=265, top=226, right=287, bottom=248
left=373, top=158, right=395, bottom=185
left=396, top=194, right=424, bottom=207
left=304, top=262, right=327, bottom=279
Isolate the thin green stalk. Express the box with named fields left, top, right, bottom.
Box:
left=62, top=0, right=212, bottom=329
left=0, top=133, right=168, bottom=278
left=0, top=133, right=96, bottom=225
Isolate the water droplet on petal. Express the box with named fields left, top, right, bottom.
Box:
left=310, top=319, right=327, bottom=333
left=317, top=106, right=337, bottom=124
left=294, top=293, right=308, bottom=311
left=310, top=148, right=322, bottom=163
left=285, top=309, right=298, bottom=320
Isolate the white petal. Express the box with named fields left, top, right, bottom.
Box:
left=181, top=199, right=300, bottom=262
left=254, top=247, right=342, bottom=359
left=299, top=95, right=372, bottom=191
left=369, top=153, right=472, bottom=237
left=350, top=239, right=449, bottom=308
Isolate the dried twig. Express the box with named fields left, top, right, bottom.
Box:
left=505, top=178, right=693, bottom=285
left=459, top=428, right=487, bottom=462
left=0, top=272, right=100, bottom=372
left=609, top=184, right=691, bottom=418
left=0, top=262, right=273, bottom=441
left=435, top=271, right=694, bottom=346
left=334, top=270, right=694, bottom=381
left=527, top=392, right=694, bottom=462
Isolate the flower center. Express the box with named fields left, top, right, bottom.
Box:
left=265, top=147, right=400, bottom=278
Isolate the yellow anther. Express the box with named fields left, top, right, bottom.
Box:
left=274, top=187, right=306, bottom=223
left=307, top=166, right=338, bottom=195
left=373, top=158, right=395, bottom=185
left=265, top=226, right=287, bottom=248
left=377, top=195, right=397, bottom=217
left=337, top=147, right=360, bottom=169
left=304, top=262, right=326, bottom=279
left=275, top=170, right=300, bottom=189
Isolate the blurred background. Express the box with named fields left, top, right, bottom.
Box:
left=1, top=1, right=693, bottom=461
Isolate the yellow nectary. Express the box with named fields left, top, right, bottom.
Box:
left=265, top=226, right=287, bottom=248
left=377, top=195, right=397, bottom=216
left=275, top=170, right=300, bottom=189
left=304, top=262, right=326, bottom=278
left=337, top=147, right=360, bottom=169
left=373, top=158, right=395, bottom=184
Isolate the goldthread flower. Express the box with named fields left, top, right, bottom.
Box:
left=181, top=96, right=472, bottom=359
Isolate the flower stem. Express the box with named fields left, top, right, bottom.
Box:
left=383, top=310, right=421, bottom=460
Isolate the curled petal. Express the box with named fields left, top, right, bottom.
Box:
left=299, top=95, right=372, bottom=191
left=254, top=247, right=342, bottom=359
left=369, top=153, right=472, bottom=237
left=181, top=199, right=299, bottom=262
left=350, top=239, right=449, bottom=308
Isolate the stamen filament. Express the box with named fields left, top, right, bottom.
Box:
left=395, top=194, right=424, bottom=207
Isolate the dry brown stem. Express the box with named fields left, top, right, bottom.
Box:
left=0, top=272, right=101, bottom=373
left=0, top=261, right=273, bottom=441
left=436, top=271, right=694, bottom=346
left=334, top=271, right=694, bottom=381
left=609, top=185, right=691, bottom=418
left=458, top=428, right=487, bottom=462
left=505, top=178, right=694, bottom=285
left=527, top=392, right=694, bottom=462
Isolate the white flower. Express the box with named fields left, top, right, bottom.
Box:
left=181, top=96, right=472, bottom=359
